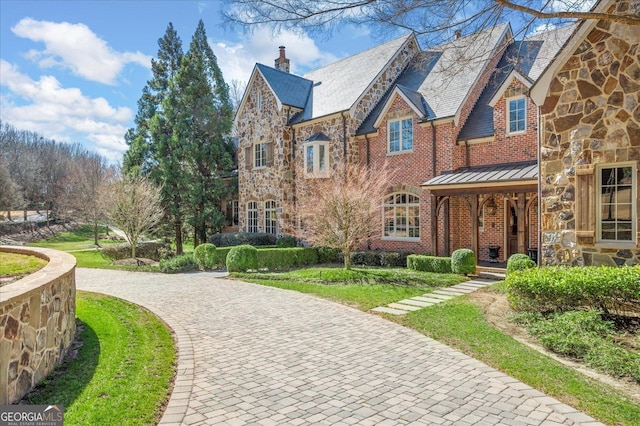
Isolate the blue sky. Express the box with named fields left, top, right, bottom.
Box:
left=0, top=1, right=378, bottom=163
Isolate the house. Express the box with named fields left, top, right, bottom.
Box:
left=235, top=23, right=571, bottom=265
left=531, top=0, right=640, bottom=266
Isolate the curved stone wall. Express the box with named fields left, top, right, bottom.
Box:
left=0, top=246, right=76, bottom=404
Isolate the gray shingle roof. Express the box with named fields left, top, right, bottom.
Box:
left=423, top=161, right=538, bottom=187
left=457, top=24, right=574, bottom=141
left=295, top=33, right=415, bottom=121
left=256, top=63, right=313, bottom=109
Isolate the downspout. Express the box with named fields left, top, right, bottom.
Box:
left=536, top=105, right=542, bottom=265
left=365, top=135, right=370, bottom=167
left=429, top=120, right=436, bottom=177
left=342, top=112, right=348, bottom=162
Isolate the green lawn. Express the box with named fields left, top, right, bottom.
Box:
left=242, top=274, right=640, bottom=425
left=28, top=224, right=121, bottom=251
left=235, top=267, right=467, bottom=311
left=23, top=291, right=175, bottom=426
left=0, top=252, right=47, bottom=276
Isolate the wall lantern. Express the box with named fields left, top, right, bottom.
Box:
left=485, top=197, right=497, bottom=216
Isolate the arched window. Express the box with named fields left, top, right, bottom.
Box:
left=265, top=201, right=277, bottom=234
left=383, top=193, right=420, bottom=240
left=247, top=201, right=258, bottom=233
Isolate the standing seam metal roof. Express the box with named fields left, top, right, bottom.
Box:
left=422, top=161, right=538, bottom=187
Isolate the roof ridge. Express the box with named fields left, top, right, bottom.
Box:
left=255, top=63, right=312, bottom=83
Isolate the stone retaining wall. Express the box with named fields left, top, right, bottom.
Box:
left=0, top=246, right=76, bottom=404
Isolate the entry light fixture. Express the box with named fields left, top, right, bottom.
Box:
left=485, top=197, right=497, bottom=216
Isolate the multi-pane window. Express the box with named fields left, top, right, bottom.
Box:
left=383, top=193, right=420, bottom=239
left=254, top=142, right=266, bottom=168
left=247, top=201, right=258, bottom=233
left=232, top=200, right=239, bottom=226
left=389, top=118, right=413, bottom=153
left=508, top=97, right=526, bottom=133
left=265, top=201, right=277, bottom=235
left=598, top=164, right=636, bottom=242
left=304, top=142, right=328, bottom=176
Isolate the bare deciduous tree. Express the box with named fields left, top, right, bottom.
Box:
left=293, top=162, right=393, bottom=269
left=223, top=0, right=639, bottom=45
left=109, top=175, right=163, bottom=259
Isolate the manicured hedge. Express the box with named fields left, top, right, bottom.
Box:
left=102, top=241, right=173, bottom=261
left=209, top=232, right=277, bottom=247
left=350, top=251, right=410, bottom=267
left=276, top=236, right=297, bottom=248
left=256, top=248, right=318, bottom=270
left=407, top=254, right=452, bottom=273
left=506, top=265, right=640, bottom=314
left=451, top=248, right=476, bottom=275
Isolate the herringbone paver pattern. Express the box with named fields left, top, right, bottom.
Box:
left=76, top=269, right=603, bottom=426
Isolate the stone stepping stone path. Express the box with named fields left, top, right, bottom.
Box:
left=371, top=277, right=499, bottom=315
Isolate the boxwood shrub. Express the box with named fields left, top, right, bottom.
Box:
left=506, top=265, right=640, bottom=314
left=257, top=247, right=318, bottom=270
left=407, top=254, right=452, bottom=273
left=276, top=236, right=297, bottom=248
left=102, top=241, right=172, bottom=261
left=451, top=248, right=476, bottom=275
left=506, top=253, right=536, bottom=275
left=193, top=243, right=216, bottom=270
left=226, top=245, right=258, bottom=272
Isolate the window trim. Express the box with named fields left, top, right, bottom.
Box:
left=595, top=162, right=637, bottom=245
left=506, top=96, right=526, bottom=135
left=247, top=201, right=258, bottom=233
left=254, top=142, right=266, bottom=169
left=258, top=91, right=263, bottom=110
left=387, top=117, right=414, bottom=154
left=382, top=192, right=421, bottom=241
left=265, top=200, right=277, bottom=235
left=304, top=141, right=329, bottom=177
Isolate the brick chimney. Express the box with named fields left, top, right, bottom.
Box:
left=275, top=46, right=290, bottom=73
left=454, top=30, right=462, bottom=39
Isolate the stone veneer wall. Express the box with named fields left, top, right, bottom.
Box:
left=539, top=5, right=640, bottom=266
left=0, top=246, right=76, bottom=404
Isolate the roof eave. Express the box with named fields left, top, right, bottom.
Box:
left=488, top=70, right=533, bottom=107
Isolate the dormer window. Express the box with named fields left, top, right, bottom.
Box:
left=388, top=118, right=413, bottom=153
left=507, top=97, right=526, bottom=134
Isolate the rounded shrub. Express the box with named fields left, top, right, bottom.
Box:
left=507, top=253, right=536, bottom=275
left=451, top=248, right=476, bottom=275
left=276, top=236, right=297, bottom=248
left=226, top=244, right=258, bottom=272
left=193, top=243, right=217, bottom=270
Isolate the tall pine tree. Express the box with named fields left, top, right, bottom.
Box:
left=170, top=20, right=235, bottom=246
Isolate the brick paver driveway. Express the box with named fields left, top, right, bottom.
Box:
left=76, top=268, right=602, bottom=426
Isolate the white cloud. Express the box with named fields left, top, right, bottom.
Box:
left=549, top=0, right=596, bottom=12
left=214, top=27, right=339, bottom=84
left=0, top=60, right=130, bottom=163
left=11, top=18, right=151, bottom=85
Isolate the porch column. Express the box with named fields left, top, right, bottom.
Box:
left=431, top=194, right=438, bottom=256
left=517, top=192, right=526, bottom=254
left=443, top=198, right=450, bottom=255
left=470, top=194, right=478, bottom=259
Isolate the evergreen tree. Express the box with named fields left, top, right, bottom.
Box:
left=171, top=20, right=235, bottom=246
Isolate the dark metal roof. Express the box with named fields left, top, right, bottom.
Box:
left=305, top=132, right=330, bottom=142
left=423, top=161, right=538, bottom=187
left=256, top=63, right=313, bottom=109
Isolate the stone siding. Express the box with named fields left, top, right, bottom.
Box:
left=539, top=6, right=640, bottom=266
left=0, top=246, right=76, bottom=404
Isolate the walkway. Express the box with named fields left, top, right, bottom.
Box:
left=371, top=278, right=496, bottom=315
left=76, top=269, right=603, bottom=426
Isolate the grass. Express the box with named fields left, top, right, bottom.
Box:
left=28, top=224, right=121, bottom=251
left=23, top=291, right=175, bottom=426
left=241, top=273, right=640, bottom=425
left=0, top=252, right=47, bottom=276
left=234, top=267, right=467, bottom=311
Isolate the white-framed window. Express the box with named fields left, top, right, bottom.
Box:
left=507, top=97, right=526, bottom=134
left=265, top=201, right=277, bottom=234
left=304, top=142, right=329, bottom=177
left=258, top=91, right=263, bottom=110
left=388, top=118, right=413, bottom=153
left=254, top=142, right=266, bottom=168
left=383, top=193, right=420, bottom=240
left=597, top=163, right=636, bottom=243
left=247, top=201, right=258, bottom=233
